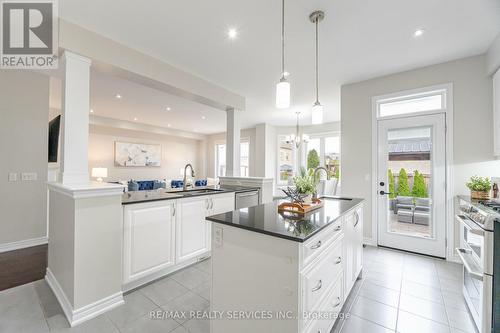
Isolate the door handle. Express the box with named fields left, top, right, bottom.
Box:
left=379, top=190, right=392, bottom=195
left=311, top=280, right=322, bottom=292
left=332, top=297, right=342, bottom=308
left=310, top=240, right=322, bottom=250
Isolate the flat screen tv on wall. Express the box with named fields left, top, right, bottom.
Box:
left=48, top=115, right=61, bottom=163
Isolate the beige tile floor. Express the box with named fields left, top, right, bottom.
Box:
left=0, top=247, right=476, bottom=333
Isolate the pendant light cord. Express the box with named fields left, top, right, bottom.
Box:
left=315, top=18, right=319, bottom=103
left=281, top=0, right=285, bottom=78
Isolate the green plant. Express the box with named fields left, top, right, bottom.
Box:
left=307, top=149, right=320, bottom=169
left=412, top=170, right=428, bottom=198
left=397, top=168, right=411, bottom=196
left=293, top=167, right=318, bottom=195
left=466, top=176, right=492, bottom=192
left=388, top=169, right=395, bottom=199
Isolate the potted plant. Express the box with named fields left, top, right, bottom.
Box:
left=293, top=167, right=318, bottom=204
left=466, top=176, right=492, bottom=200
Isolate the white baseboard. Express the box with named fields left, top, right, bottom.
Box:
left=45, top=268, right=124, bottom=327
left=0, top=236, right=48, bottom=253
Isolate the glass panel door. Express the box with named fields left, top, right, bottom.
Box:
left=377, top=114, right=446, bottom=258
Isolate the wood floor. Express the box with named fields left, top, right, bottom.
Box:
left=0, top=244, right=47, bottom=291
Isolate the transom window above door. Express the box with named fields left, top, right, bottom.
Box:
left=376, top=89, right=447, bottom=118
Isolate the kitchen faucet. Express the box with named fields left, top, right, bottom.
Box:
left=313, top=166, right=330, bottom=199
left=183, top=164, right=195, bottom=191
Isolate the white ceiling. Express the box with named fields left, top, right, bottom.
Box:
left=89, top=71, right=227, bottom=134
left=60, top=0, right=500, bottom=132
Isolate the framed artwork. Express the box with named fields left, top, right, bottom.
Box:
left=114, top=142, right=161, bottom=167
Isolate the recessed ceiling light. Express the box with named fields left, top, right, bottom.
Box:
left=90, top=109, right=94, bottom=113
left=201, top=116, right=206, bottom=120
left=167, top=124, right=171, bottom=127
left=115, top=93, right=122, bottom=99
left=166, top=107, right=171, bottom=111
left=228, top=28, right=238, bottom=39
left=414, top=29, right=425, bottom=37
left=133, top=117, right=138, bottom=121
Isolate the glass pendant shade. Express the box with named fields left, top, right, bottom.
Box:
left=311, top=102, right=323, bottom=124
left=276, top=78, right=290, bottom=109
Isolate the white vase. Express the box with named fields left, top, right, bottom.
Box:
left=303, top=194, right=313, bottom=205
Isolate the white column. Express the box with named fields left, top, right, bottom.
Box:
left=226, top=108, right=241, bottom=177
left=59, top=51, right=91, bottom=185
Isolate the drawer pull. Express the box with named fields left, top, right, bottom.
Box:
left=335, top=257, right=342, bottom=264
left=310, top=241, right=322, bottom=250
left=332, top=297, right=342, bottom=308
left=312, top=280, right=322, bottom=292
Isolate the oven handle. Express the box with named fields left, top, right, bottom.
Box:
left=456, top=248, right=484, bottom=281
left=455, top=214, right=485, bottom=236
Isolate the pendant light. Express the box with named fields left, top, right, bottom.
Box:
left=285, top=112, right=309, bottom=148
left=310, top=10, right=324, bottom=124
left=276, top=0, right=290, bottom=109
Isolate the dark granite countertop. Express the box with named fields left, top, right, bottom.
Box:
left=206, top=196, right=364, bottom=242
left=122, top=185, right=258, bottom=205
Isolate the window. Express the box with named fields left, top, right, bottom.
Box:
left=324, top=137, right=340, bottom=179
left=278, top=137, right=294, bottom=184
left=240, top=141, right=249, bottom=177
left=304, top=135, right=341, bottom=180
left=306, top=138, right=321, bottom=169
left=215, top=141, right=250, bottom=177
left=215, top=143, right=226, bottom=177
left=378, top=90, right=445, bottom=118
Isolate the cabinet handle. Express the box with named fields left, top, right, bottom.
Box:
left=210, top=198, right=214, bottom=209
left=335, top=257, right=342, bottom=264
left=172, top=204, right=176, bottom=217
left=354, top=212, right=359, bottom=228
left=311, top=279, right=322, bottom=292
left=205, top=199, right=210, bottom=210
left=332, top=297, right=341, bottom=308
left=310, top=240, right=322, bottom=250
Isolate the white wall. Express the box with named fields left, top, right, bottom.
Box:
left=89, top=125, right=205, bottom=181
left=487, top=33, right=500, bottom=75
left=341, top=55, right=496, bottom=242
left=0, top=71, right=49, bottom=245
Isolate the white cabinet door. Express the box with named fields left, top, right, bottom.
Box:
left=176, top=197, right=210, bottom=263
left=343, top=213, right=355, bottom=294
left=123, top=201, right=176, bottom=283
left=210, top=193, right=235, bottom=215
left=353, top=206, right=363, bottom=278
left=494, top=69, right=500, bottom=156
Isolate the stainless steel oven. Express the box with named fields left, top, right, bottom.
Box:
left=456, top=197, right=497, bottom=333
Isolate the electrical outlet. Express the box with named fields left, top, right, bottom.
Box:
left=21, top=172, right=38, bottom=181
left=8, top=173, right=17, bottom=182
left=214, top=226, right=223, bottom=247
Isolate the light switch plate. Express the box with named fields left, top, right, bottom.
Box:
left=8, top=173, right=17, bottom=182
left=21, top=172, right=38, bottom=181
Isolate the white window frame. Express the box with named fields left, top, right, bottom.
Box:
left=214, top=138, right=250, bottom=178
left=370, top=83, right=455, bottom=262
left=276, top=135, right=297, bottom=186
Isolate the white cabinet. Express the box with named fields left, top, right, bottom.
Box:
left=343, top=206, right=363, bottom=295
left=123, top=201, right=176, bottom=283
left=494, top=69, right=500, bottom=156
left=176, top=197, right=211, bottom=263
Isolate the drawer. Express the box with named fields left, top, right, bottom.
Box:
left=303, top=274, right=344, bottom=333
left=301, top=238, right=343, bottom=314
left=301, top=218, right=343, bottom=269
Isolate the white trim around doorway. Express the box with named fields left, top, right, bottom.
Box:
left=370, top=83, right=457, bottom=262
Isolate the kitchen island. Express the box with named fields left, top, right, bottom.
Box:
left=206, top=196, right=364, bottom=333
